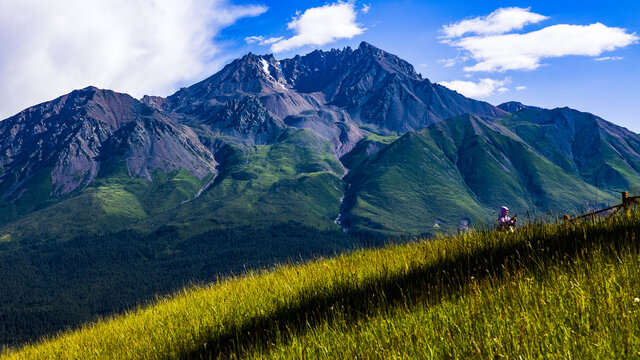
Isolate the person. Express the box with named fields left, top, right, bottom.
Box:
left=498, top=206, right=517, bottom=232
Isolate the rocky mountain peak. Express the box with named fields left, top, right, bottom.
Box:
left=498, top=101, right=542, bottom=113
left=353, top=41, right=422, bottom=80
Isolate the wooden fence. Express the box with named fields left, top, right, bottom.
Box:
left=566, top=191, right=640, bottom=223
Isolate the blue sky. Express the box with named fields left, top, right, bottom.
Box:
left=1, top=0, right=638, bottom=132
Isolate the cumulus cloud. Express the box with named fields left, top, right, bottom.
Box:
left=441, top=8, right=639, bottom=73
left=442, top=7, right=548, bottom=38
left=270, top=2, right=365, bottom=53
left=438, top=78, right=510, bottom=98
left=454, top=23, right=639, bottom=72
left=0, top=0, right=267, bottom=120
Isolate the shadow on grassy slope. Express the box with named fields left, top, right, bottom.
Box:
left=189, top=216, right=640, bottom=359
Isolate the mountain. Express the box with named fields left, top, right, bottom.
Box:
left=0, top=87, right=217, bottom=236
left=2, top=41, right=640, bottom=346
left=496, top=106, right=640, bottom=192
left=340, top=114, right=616, bottom=233
left=0, top=42, right=637, bottom=241
left=497, top=101, right=542, bottom=113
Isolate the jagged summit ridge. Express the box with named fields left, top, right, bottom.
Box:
left=159, top=41, right=507, bottom=137
left=2, top=41, right=638, bottom=237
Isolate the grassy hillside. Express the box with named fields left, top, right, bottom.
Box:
left=3, top=211, right=639, bottom=359
left=0, top=165, right=212, bottom=241
left=0, top=128, right=345, bottom=241
left=0, top=224, right=354, bottom=346
left=496, top=107, right=640, bottom=192
left=342, top=114, right=617, bottom=234
left=133, top=128, right=345, bottom=235
left=343, top=130, right=490, bottom=233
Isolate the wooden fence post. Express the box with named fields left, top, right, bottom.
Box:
left=622, top=191, right=630, bottom=216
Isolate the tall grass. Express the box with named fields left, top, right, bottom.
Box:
left=247, top=234, right=640, bottom=359
left=2, top=213, right=639, bottom=359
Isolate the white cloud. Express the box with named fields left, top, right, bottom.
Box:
left=245, top=36, right=265, bottom=44
left=270, top=2, right=365, bottom=53
left=438, top=78, right=510, bottom=98
left=0, top=0, right=267, bottom=120
left=438, top=58, right=458, bottom=67
left=362, top=4, right=371, bottom=14
left=245, top=36, right=284, bottom=45
left=442, top=7, right=548, bottom=38
left=442, top=8, right=639, bottom=73
left=593, top=56, right=624, bottom=61
left=516, top=86, right=527, bottom=91
left=438, top=55, right=469, bottom=68
left=452, top=23, right=638, bottom=72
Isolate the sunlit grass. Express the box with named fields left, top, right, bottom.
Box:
left=248, top=239, right=640, bottom=359
left=2, top=213, right=639, bottom=359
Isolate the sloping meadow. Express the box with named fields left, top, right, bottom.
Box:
left=3, top=213, right=640, bottom=359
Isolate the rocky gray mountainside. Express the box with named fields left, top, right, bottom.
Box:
left=497, top=101, right=542, bottom=113
left=149, top=41, right=508, bottom=153
left=0, top=87, right=137, bottom=199
left=0, top=42, right=639, bottom=237
left=0, top=87, right=216, bottom=224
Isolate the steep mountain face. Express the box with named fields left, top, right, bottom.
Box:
left=156, top=42, right=507, bottom=152
left=496, top=106, right=640, bottom=191
left=280, top=42, right=508, bottom=133
left=341, top=114, right=616, bottom=233
left=0, top=87, right=136, bottom=199
left=97, top=113, right=216, bottom=181
left=159, top=52, right=325, bottom=122
left=0, top=87, right=216, bottom=225
left=497, top=101, right=542, bottom=113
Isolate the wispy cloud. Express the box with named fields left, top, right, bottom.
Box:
left=442, top=7, right=548, bottom=38
left=593, top=56, right=625, bottom=61
left=441, top=8, right=638, bottom=73
left=516, top=86, right=527, bottom=91
left=438, top=55, right=469, bottom=68
left=245, top=36, right=284, bottom=45
left=270, top=2, right=365, bottom=53
left=438, top=77, right=510, bottom=98
left=0, top=0, right=267, bottom=120
left=362, top=4, right=371, bottom=14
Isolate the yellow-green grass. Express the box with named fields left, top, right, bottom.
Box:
left=3, top=213, right=640, bottom=359
left=248, top=238, right=640, bottom=359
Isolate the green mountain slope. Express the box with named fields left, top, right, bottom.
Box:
left=341, top=114, right=617, bottom=234
left=4, top=211, right=639, bottom=359
left=496, top=106, right=640, bottom=191
left=0, top=166, right=212, bottom=241
left=131, top=128, right=345, bottom=235
left=342, top=129, right=489, bottom=233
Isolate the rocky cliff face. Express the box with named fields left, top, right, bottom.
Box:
left=97, top=111, right=216, bottom=181
left=0, top=87, right=216, bottom=218
left=282, top=42, right=507, bottom=133
left=0, top=87, right=138, bottom=199
left=156, top=42, right=508, bottom=152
